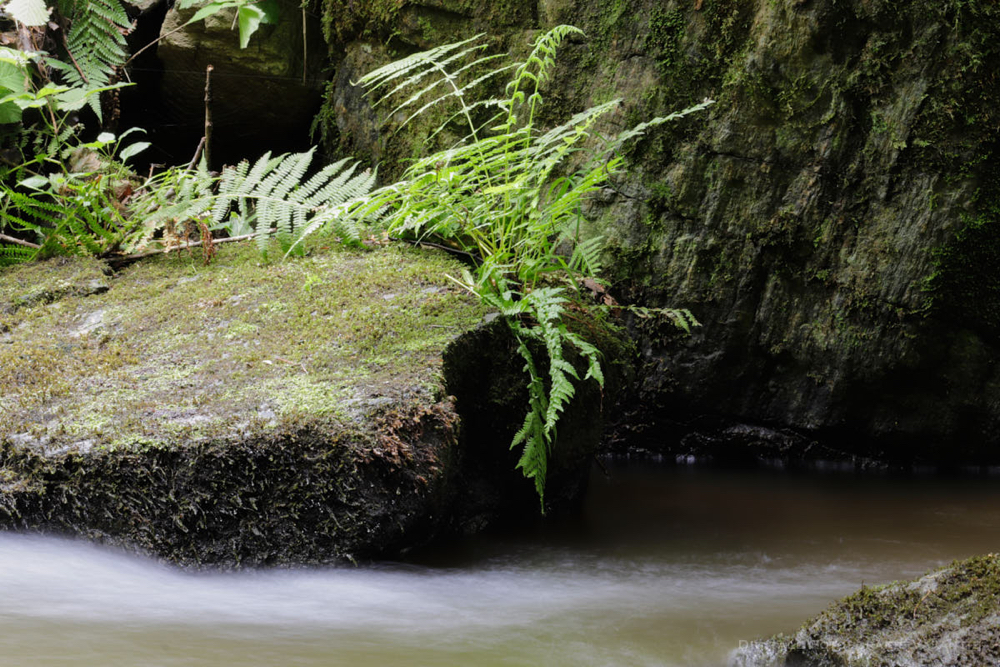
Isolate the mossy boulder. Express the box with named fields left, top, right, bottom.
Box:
left=731, top=553, right=1000, bottom=666
left=0, top=243, right=615, bottom=565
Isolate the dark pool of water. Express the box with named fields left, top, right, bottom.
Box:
left=2, top=463, right=998, bottom=666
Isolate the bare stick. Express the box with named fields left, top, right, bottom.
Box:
left=187, top=136, right=206, bottom=171
left=389, top=235, right=479, bottom=261
left=126, top=19, right=193, bottom=65
left=60, top=25, right=90, bottom=84
left=0, top=233, right=41, bottom=250
left=204, top=64, right=214, bottom=170
left=302, top=4, right=307, bottom=86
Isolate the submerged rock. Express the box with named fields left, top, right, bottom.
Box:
left=0, top=243, right=613, bottom=566
left=730, top=554, right=1000, bottom=667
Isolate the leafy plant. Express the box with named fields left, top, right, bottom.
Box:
left=1, top=145, right=376, bottom=261
left=301, top=26, right=710, bottom=505
left=53, top=0, right=131, bottom=119
left=151, top=147, right=376, bottom=258
left=175, top=0, right=280, bottom=49
left=2, top=0, right=132, bottom=120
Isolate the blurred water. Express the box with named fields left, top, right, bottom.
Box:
left=1, top=463, right=998, bottom=666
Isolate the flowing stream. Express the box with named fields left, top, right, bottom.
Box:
left=2, top=462, right=999, bottom=666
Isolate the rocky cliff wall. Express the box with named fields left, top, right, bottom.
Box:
left=317, top=0, right=1000, bottom=464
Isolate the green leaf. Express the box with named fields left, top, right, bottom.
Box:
left=237, top=4, right=265, bottom=49
left=187, top=2, right=232, bottom=25
left=0, top=59, right=26, bottom=122
left=18, top=175, right=49, bottom=190
left=258, top=0, right=280, bottom=23
left=82, top=132, right=117, bottom=149
left=0, top=46, right=36, bottom=68
left=119, top=142, right=151, bottom=162
left=0, top=100, right=20, bottom=124
left=4, top=0, right=50, bottom=26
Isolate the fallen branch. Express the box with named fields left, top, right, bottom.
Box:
left=0, top=233, right=41, bottom=249
left=186, top=136, right=206, bottom=171
left=389, top=235, right=479, bottom=261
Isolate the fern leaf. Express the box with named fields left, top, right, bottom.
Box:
left=55, top=0, right=131, bottom=120
left=0, top=242, right=37, bottom=266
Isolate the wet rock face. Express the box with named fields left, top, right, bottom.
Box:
left=145, top=2, right=327, bottom=167
left=321, top=0, right=1000, bottom=463
left=730, top=554, right=1000, bottom=667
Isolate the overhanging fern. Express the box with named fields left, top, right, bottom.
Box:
left=340, top=26, right=709, bottom=507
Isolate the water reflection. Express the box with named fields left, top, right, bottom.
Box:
left=2, top=464, right=998, bottom=666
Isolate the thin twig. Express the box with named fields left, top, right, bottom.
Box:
left=389, top=235, right=479, bottom=261
left=125, top=20, right=191, bottom=65
left=204, top=65, right=214, bottom=170
left=0, top=233, right=41, bottom=249
left=301, top=4, right=307, bottom=86
left=60, top=22, right=90, bottom=84
left=187, top=136, right=206, bottom=171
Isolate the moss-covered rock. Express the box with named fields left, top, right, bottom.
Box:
left=0, top=243, right=483, bottom=565
left=731, top=553, right=1000, bottom=667
left=0, top=242, right=619, bottom=565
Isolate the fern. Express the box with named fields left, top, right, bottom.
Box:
left=211, top=148, right=376, bottom=257
left=53, top=0, right=131, bottom=121
left=340, top=26, right=711, bottom=506
left=0, top=243, right=37, bottom=266
left=139, top=149, right=375, bottom=258
left=1, top=180, right=138, bottom=257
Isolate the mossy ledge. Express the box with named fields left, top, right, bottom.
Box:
left=0, top=243, right=615, bottom=566
left=731, top=553, right=1000, bottom=667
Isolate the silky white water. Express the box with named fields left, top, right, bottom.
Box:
left=2, top=463, right=998, bottom=666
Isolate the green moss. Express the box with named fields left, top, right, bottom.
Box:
left=645, top=8, right=686, bottom=75
left=925, top=204, right=1000, bottom=338
left=320, top=0, right=402, bottom=46
left=810, top=553, right=1000, bottom=645
left=0, top=241, right=486, bottom=448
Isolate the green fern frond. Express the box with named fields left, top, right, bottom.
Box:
left=172, top=149, right=377, bottom=256
left=55, top=0, right=131, bottom=120
left=357, top=33, right=486, bottom=98
left=0, top=244, right=36, bottom=265
left=568, top=235, right=604, bottom=276
left=626, top=305, right=701, bottom=333
left=510, top=335, right=550, bottom=506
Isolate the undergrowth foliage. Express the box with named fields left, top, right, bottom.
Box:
left=0, top=11, right=705, bottom=507
left=55, top=0, right=131, bottom=119
left=322, top=26, right=710, bottom=506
